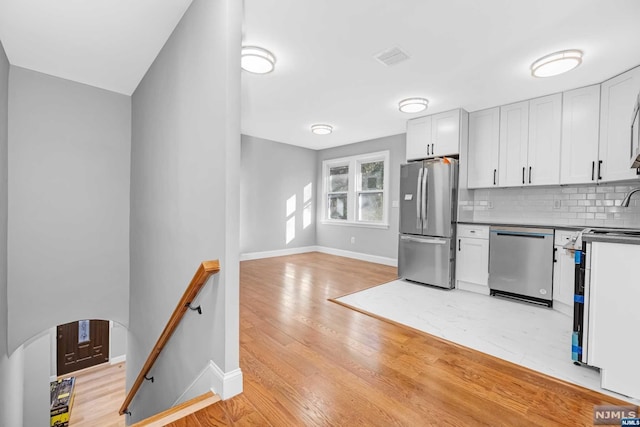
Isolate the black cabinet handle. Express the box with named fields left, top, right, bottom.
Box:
left=427, top=145, right=430, bottom=156
left=553, top=247, right=558, bottom=263
left=591, top=161, right=595, bottom=181
left=598, top=160, right=603, bottom=180
left=522, top=167, right=525, bottom=184
left=458, top=239, right=461, bottom=251
left=431, top=143, right=434, bottom=155
left=493, top=169, right=497, bottom=185
left=529, top=166, right=532, bottom=184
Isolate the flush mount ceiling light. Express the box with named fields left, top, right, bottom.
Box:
left=311, top=124, right=333, bottom=135
left=530, top=49, right=583, bottom=78
left=241, top=46, right=276, bottom=74
left=398, top=97, right=429, bottom=113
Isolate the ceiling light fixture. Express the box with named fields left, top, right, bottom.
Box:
left=241, top=46, right=276, bottom=74
left=311, top=124, right=333, bottom=135
left=530, top=49, right=583, bottom=78
left=398, top=97, right=429, bottom=113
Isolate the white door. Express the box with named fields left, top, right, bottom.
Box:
left=499, top=101, right=529, bottom=187
left=599, top=66, right=640, bottom=182
left=527, top=93, right=562, bottom=186
left=406, top=116, right=432, bottom=161
left=560, top=85, right=601, bottom=184
left=456, top=237, right=489, bottom=286
left=468, top=107, right=500, bottom=188
left=431, top=110, right=460, bottom=157
left=552, top=246, right=575, bottom=315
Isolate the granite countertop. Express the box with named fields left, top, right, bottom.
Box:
left=457, top=221, right=584, bottom=231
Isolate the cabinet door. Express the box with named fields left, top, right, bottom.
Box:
left=599, top=66, right=640, bottom=182
left=468, top=107, right=500, bottom=188
left=560, top=85, right=601, bottom=184
left=528, top=93, right=562, bottom=186
left=456, top=237, right=489, bottom=286
left=431, top=110, right=460, bottom=157
left=499, top=101, right=529, bottom=187
left=406, top=116, right=432, bottom=161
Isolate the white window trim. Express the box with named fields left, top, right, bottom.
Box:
left=321, top=150, right=390, bottom=228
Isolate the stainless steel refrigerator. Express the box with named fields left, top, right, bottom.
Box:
left=398, top=158, right=458, bottom=288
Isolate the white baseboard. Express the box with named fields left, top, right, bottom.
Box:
left=240, top=246, right=316, bottom=261
left=241, top=245, right=397, bottom=267
left=110, top=354, right=126, bottom=365
left=173, top=360, right=243, bottom=405
left=315, top=246, right=398, bottom=267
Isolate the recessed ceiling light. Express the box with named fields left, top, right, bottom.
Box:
left=531, top=49, right=583, bottom=78
left=241, top=46, right=276, bottom=74
left=311, top=124, right=333, bottom=135
left=398, top=97, right=429, bottom=113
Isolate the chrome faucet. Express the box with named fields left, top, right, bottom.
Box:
left=621, top=187, right=640, bottom=207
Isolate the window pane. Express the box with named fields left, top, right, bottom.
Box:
left=329, top=166, right=349, bottom=192
left=358, top=192, right=383, bottom=222
left=327, top=194, right=347, bottom=220
left=361, top=161, right=383, bottom=190
left=78, top=320, right=90, bottom=343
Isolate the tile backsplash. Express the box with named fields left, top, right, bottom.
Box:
left=459, top=182, right=640, bottom=228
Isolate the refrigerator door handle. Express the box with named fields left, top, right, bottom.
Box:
left=416, top=167, right=423, bottom=229
left=421, top=166, right=428, bottom=228
left=400, top=235, right=447, bottom=244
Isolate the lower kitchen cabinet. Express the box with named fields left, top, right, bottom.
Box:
left=456, top=224, right=489, bottom=295
left=552, top=230, right=577, bottom=316
left=588, top=241, right=640, bottom=400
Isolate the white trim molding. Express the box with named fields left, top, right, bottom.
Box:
left=240, top=245, right=317, bottom=261
left=173, top=360, right=243, bottom=405
left=241, top=245, right=397, bottom=267
left=110, top=354, right=126, bottom=365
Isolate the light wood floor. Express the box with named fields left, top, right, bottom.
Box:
left=65, top=361, right=126, bottom=427
left=171, top=252, right=629, bottom=426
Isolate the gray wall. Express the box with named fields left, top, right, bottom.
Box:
left=316, top=133, right=405, bottom=260
left=6, top=67, right=131, bottom=353
left=240, top=135, right=317, bottom=254
left=128, top=0, right=241, bottom=421
left=0, top=38, right=24, bottom=427
left=111, top=321, right=127, bottom=361
left=23, top=333, right=50, bottom=427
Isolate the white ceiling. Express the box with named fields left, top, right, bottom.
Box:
left=242, top=0, right=640, bottom=149
left=0, top=1, right=639, bottom=150
left=0, top=0, right=192, bottom=95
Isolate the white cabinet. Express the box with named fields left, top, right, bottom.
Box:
left=499, top=101, right=529, bottom=187
left=599, top=66, right=640, bottom=182
left=406, top=116, right=431, bottom=161
left=499, top=95, right=562, bottom=187
left=468, top=107, right=500, bottom=188
left=406, top=109, right=466, bottom=161
left=588, top=241, right=640, bottom=399
left=456, top=224, right=489, bottom=295
left=560, top=85, right=601, bottom=184
left=527, top=94, right=562, bottom=186
left=552, top=230, right=577, bottom=317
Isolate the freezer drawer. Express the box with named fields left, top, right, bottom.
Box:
left=398, top=234, right=454, bottom=289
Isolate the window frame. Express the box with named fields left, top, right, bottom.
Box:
left=321, top=150, right=390, bottom=228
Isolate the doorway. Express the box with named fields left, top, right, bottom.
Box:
left=56, top=319, right=110, bottom=376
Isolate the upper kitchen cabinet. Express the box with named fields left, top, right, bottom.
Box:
left=527, top=94, right=562, bottom=186
left=560, top=85, right=601, bottom=184
left=498, top=101, right=529, bottom=186
left=598, top=66, right=640, bottom=182
left=467, top=107, right=500, bottom=188
left=498, top=94, right=562, bottom=187
left=406, top=109, right=467, bottom=161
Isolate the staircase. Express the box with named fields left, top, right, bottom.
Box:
left=131, top=391, right=221, bottom=427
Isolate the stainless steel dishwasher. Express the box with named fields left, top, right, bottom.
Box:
left=488, top=226, right=554, bottom=306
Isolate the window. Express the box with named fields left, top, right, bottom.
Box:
left=322, top=151, right=389, bottom=227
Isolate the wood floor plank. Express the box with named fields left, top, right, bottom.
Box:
left=187, top=252, right=630, bottom=426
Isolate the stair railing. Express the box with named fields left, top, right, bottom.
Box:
left=119, top=260, right=221, bottom=416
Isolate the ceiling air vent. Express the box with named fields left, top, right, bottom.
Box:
left=374, top=46, right=410, bottom=66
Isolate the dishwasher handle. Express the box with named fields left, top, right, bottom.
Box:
left=495, top=231, right=546, bottom=239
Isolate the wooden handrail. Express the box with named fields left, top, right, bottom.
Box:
left=119, top=260, right=221, bottom=416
